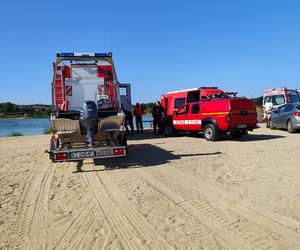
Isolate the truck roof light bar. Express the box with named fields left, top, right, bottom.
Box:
left=56, top=52, right=112, bottom=58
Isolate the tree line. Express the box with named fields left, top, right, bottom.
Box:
left=0, top=97, right=264, bottom=118
left=0, top=102, right=52, bottom=118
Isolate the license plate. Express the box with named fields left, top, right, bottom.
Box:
left=237, top=124, right=247, bottom=128
left=95, top=149, right=112, bottom=157
left=71, top=151, right=94, bottom=159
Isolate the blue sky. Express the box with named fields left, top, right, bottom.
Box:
left=0, top=0, right=299, bottom=104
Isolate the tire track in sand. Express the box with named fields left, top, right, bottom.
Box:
left=82, top=171, right=173, bottom=250
left=9, top=161, right=54, bottom=250
left=170, top=167, right=300, bottom=232
left=54, top=202, right=97, bottom=250
left=135, top=168, right=252, bottom=250
left=143, top=167, right=300, bottom=249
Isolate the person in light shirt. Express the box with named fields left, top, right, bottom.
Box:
left=264, top=100, right=274, bottom=128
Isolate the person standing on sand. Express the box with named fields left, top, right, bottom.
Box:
left=152, top=101, right=164, bottom=134
left=134, top=103, right=143, bottom=133
left=122, top=106, right=135, bottom=135
left=264, top=100, right=274, bottom=128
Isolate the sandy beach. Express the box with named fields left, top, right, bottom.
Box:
left=0, top=125, right=299, bottom=249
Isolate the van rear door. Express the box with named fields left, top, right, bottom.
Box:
left=66, top=65, right=104, bottom=111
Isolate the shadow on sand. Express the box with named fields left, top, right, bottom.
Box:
left=74, top=143, right=221, bottom=173
left=218, top=133, right=286, bottom=142
left=184, top=132, right=286, bottom=142
left=126, top=130, right=165, bottom=140
left=129, top=130, right=286, bottom=142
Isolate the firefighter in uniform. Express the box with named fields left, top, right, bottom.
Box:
left=152, top=101, right=164, bottom=134
left=134, top=103, right=143, bottom=133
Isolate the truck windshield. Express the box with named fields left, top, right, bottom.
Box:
left=264, top=95, right=285, bottom=106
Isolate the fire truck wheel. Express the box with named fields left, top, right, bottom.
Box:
left=203, top=124, right=219, bottom=141
left=163, top=124, right=175, bottom=137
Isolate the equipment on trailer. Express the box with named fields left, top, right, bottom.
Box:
left=48, top=52, right=131, bottom=163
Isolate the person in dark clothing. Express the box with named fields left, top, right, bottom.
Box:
left=133, top=103, right=143, bottom=133
left=123, top=107, right=134, bottom=135
left=152, top=101, right=164, bottom=134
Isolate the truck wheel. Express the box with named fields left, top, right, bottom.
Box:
left=203, top=124, right=219, bottom=141
left=163, top=124, right=174, bottom=137
left=287, top=120, right=296, bottom=133
left=230, top=130, right=245, bottom=139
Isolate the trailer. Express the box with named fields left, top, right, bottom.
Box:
left=48, top=52, right=131, bottom=163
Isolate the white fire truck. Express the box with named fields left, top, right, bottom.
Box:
left=263, top=88, right=300, bottom=109
left=48, top=52, right=131, bottom=163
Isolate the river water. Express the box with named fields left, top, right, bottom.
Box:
left=0, top=115, right=152, bottom=137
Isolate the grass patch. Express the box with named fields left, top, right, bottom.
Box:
left=11, top=132, right=24, bottom=136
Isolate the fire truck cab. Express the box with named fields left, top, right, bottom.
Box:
left=161, top=87, right=257, bottom=141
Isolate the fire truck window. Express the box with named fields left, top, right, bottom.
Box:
left=274, top=95, right=285, bottom=105
left=187, top=91, right=200, bottom=103
left=191, top=104, right=200, bottom=114
left=265, top=95, right=285, bottom=105
left=264, top=96, right=271, bottom=104
left=120, top=87, right=127, bottom=96
left=177, top=105, right=189, bottom=114
left=174, top=98, right=185, bottom=108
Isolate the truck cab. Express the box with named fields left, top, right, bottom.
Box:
left=161, top=87, right=257, bottom=140
left=263, top=88, right=300, bottom=110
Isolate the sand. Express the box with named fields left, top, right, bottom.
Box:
left=0, top=125, right=299, bottom=249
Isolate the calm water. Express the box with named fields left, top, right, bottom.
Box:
left=0, top=118, right=51, bottom=137
left=0, top=115, right=152, bottom=137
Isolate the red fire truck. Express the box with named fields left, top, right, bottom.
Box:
left=161, top=87, right=257, bottom=140
left=48, top=52, right=131, bottom=163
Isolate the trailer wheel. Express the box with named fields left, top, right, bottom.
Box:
left=163, top=124, right=175, bottom=137
left=203, top=124, right=219, bottom=141
left=230, top=130, right=245, bottom=139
